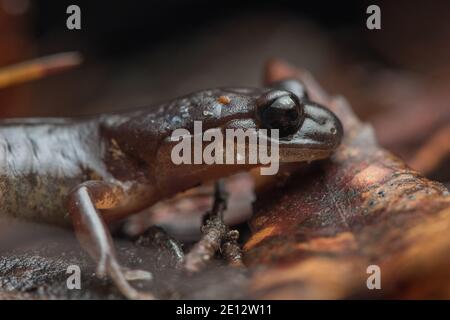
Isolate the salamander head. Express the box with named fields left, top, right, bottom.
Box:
left=208, top=79, right=343, bottom=163
left=103, top=79, right=343, bottom=177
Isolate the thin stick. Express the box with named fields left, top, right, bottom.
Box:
left=0, top=52, right=82, bottom=89
left=222, top=229, right=244, bottom=267
left=184, top=180, right=229, bottom=273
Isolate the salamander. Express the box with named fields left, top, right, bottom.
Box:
left=0, top=79, right=343, bottom=299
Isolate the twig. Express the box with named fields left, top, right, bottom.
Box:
left=0, top=52, right=82, bottom=89
left=184, top=180, right=229, bottom=273
left=222, top=229, right=244, bottom=267
left=409, top=125, right=450, bottom=176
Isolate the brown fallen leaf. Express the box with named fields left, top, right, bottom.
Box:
left=244, top=60, right=450, bottom=299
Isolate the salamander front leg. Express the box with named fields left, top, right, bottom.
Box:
left=66, top=181, right=155, bottom=300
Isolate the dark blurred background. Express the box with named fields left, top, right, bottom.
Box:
left=1, top=0, right=449, bottom=178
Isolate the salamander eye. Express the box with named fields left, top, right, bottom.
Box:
left=256, top=90, right=304, bottom=137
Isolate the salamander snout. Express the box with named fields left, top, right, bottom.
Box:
left=299, top=102, right=343, bottom=150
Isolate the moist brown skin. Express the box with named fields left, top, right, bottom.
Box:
left=0, top=79, right=342, bottom=299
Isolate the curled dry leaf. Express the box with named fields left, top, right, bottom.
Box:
left=244, top=60, right=450, bottom=299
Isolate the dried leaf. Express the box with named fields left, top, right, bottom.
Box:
left=244, top=60, right=450, bottom=299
